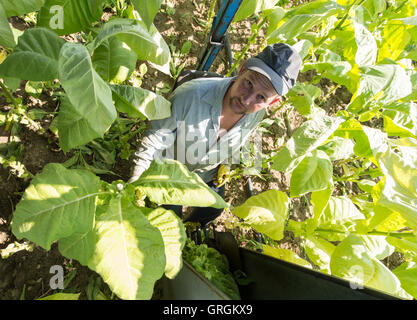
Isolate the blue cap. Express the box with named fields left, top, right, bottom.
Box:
left=245, top=43, right=302, bottom=96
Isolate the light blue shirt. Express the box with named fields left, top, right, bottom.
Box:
left=131, top=77, right=265, bottom=183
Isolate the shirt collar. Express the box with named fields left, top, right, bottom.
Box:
left=200, top=76, right=264, bottom=128
left=200, top=77, right=235, bottom=114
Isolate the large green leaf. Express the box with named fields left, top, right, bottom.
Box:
left=38, top=0, right=106, bottom=35
left=287, top=83, right=322, bottom=116
left=91, top=18, right=171, bottom=75
left=347, top=63, right=412, bottom=114
left=330, top=234, right=375, bottom=285
left=354, top=13, right=377, bottom=66
left=144, top=207, right=186, bottom=279
left=326, top=23, right=357, bottom=65
left=371, top=205, right=408, bottom=233
left=232, top=189, right=289, bottom=241
left=131, top=0, right=163, bottom=29
left=271, top=114, right=344, bottom=172
left=362, top=0, right=386, bottom=17
left=365, top=258, right=403, bottom=297
left=317, top=136, right=355, bottom=161
left=111, top=85, right=171, bottom=120
left=303, top=235, right=335, bottom=273
left=0, top=27, right=65, bottom=80
left=382, top=102, right=417, bottom=138
left=363, top=127, right=417, bottom=230
left=58, top=42, right=117, bottom=152
left=262, top=244, right=312, bottom=269
left=319, top=196, right=365, bottom=226
left=234, top=0, right=278, bottom=22
left=58, top=228, right=97, bottom=266
left=310, top=182, right=333, bottom=226
left=0, top=2, right=16, bottom=48
left=393, top=262, right=417, bottom=299
left=290, top=149, right=333, bottom=197
left=387, top=236, right=417, bottom=256
left=266, top=6, right=286, bottom=37
left=268, top=0, right=343, bottom=42
left=92, top=36, right=137, bottom=84
left=88, top=196, right=166, bottom=300
left=11, top=163, right=100, bottom=250
left=333, top=119, right=374, bottom=161
left=303, top=60, right=356, bottom=94
left=0, top=0, right=45, bottom=17
left=133, top=159, right=228, bottom=209
left=359, top=235, right=394, bottom=260
left=379, top=22, right=410, bottom=62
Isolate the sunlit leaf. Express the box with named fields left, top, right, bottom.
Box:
left=0, top=28, right=65, bottom=80
left=347, top=63, right=412, bottom=114
left=319, top=196, right=366, bottom=226
left=0, top=0, right=45, bottom=17
left=38, top=0, right=106, bottom=35
left=11, top=163, right=100, bottom=250
left=303, top=235, right=335, bottom=273
left=111, top=85, right=171, bottom=120
left=88, top=197, right=166, bottom=300
left=92, top=36, right=138, bottom=84
left=232, top=189, right=289, bottom=241
left=330, top=234, right=375, bottom=284
left=363, top=127, right=417, bottom=230
left=290, top=150, right=333, bottom=197
left=58, top=42, right=117, bottom=152
left=144, top=207, right=186, bottom=279
left=271, top=114, right=344, bottom=172
left=262, top=244, right=312, bottom=269
left=131, top=0, right=163, bottom=29
left=133, top=159, right=228, bottom=209
left=234, top=0, right=278, bottom=22
left=0, top=2, right=16, bottom=48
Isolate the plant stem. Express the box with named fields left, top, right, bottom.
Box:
left=204, top=0, right=217, bottom=40
left=316, top=0, right=367, bottom=48
left=226, top=17, right=267, bottom=77
left=319, top=84, right=341, bottom=107
left=315, top=228, right=416, bottom=239
left=334, top=156, right=362, bottom=166
left=394, top=0, right=408, bottom=13
left=0, top=80, right=18, bottom=106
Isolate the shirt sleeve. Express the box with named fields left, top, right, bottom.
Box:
left=129, top=92, right=181, bottom=183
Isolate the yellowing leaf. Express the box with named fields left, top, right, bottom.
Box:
left=232, top=189, right=289, bottom=241
left=262, top=244, right=312, bottom=269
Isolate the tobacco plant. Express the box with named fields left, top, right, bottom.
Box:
left=0, top=0, right=171, bottom=153
left=3, top=0, right=417, bottom=300
left=11, top=159, right=228, bottom=300
left=228, top=0, right=417, bottom=299
left=0, top=0, right=224, bottom=300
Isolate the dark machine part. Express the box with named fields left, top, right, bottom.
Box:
left=234, top=245, right=399, bottom=300
left=197, top=0, right=243, bottom=72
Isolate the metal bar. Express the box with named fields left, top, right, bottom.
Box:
left=197, top=0, right=243, bottom=71
left=211, top=0, right=242, bottom=43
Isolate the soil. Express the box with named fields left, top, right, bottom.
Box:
left=0, top=0, right=402, bottom=300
